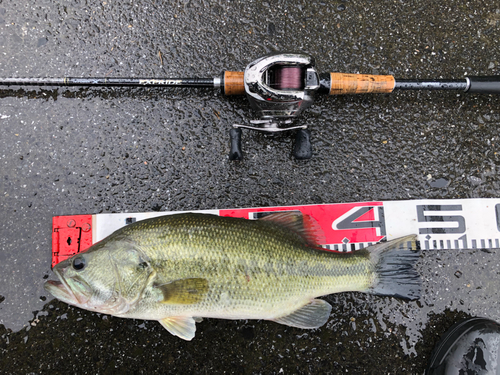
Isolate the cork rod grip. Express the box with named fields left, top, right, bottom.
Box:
left=223, top=71, right=245, bottom=95
left=328, top=73, right=395, bottom=95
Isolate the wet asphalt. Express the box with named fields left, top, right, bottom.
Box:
left=1, top=0, right=500, bottom=373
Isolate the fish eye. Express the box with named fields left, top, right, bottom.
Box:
left=72, top=256, right=86, bottom=271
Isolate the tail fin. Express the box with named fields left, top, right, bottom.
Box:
left=367, top=235, right=421, bottom=300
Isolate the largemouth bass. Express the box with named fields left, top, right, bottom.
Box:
left=44, top=212, right=420, bottom=340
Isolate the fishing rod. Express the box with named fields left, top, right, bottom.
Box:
left=1, top=52, right=499, bottom=160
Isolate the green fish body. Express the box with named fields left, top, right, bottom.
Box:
left=45, top=212, right=420, bottom=340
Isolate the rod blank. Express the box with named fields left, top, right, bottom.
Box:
left=0, top=77, right=216, bottom=88
left=394, top=79, right=467, bottom=91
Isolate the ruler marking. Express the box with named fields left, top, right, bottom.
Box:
left=496, top=204, right=500, bottom=231
left=125, top=217, right=136, bottom=224
left=459, top=234, right=468, bottom=250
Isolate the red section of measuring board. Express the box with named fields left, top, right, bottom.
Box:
left=220, top=202, right=385, bottom=245
left=52, top=215, right=93, bottom=268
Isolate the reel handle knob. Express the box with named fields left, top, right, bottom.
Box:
left=293, top=128, right=312, bottom=160
left=229, top=128, right=243, bottom=161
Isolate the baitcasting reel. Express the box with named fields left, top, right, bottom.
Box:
left=229, top=53, right=321, bottom=160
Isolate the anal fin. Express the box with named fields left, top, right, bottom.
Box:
left=272, top=299, right=332, bottom=329
left=159, top=316, right=197, bottom=341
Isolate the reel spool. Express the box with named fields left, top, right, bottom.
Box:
left=229, top=53, right=320, bottom=161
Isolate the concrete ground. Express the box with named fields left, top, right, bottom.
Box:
left=1, top=0, right=500, bottom=373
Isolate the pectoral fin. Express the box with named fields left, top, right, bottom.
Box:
left=272, top=299, right=332, bottom=329
left=154, top=278, right=208, bottom=304
left=159, top=316, right=197, bottom=341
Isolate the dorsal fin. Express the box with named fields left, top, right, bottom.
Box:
left=258, top=212, right=326, bottom=246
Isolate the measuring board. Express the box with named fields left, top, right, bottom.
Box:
left=51, top=198, right=500, bottom=267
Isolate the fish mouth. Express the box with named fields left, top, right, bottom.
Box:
left=44, top=279, right=80, bottom=305
left=44, top=266, right=89, bottom=306
left=44, top=279, right=81, bottom=306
